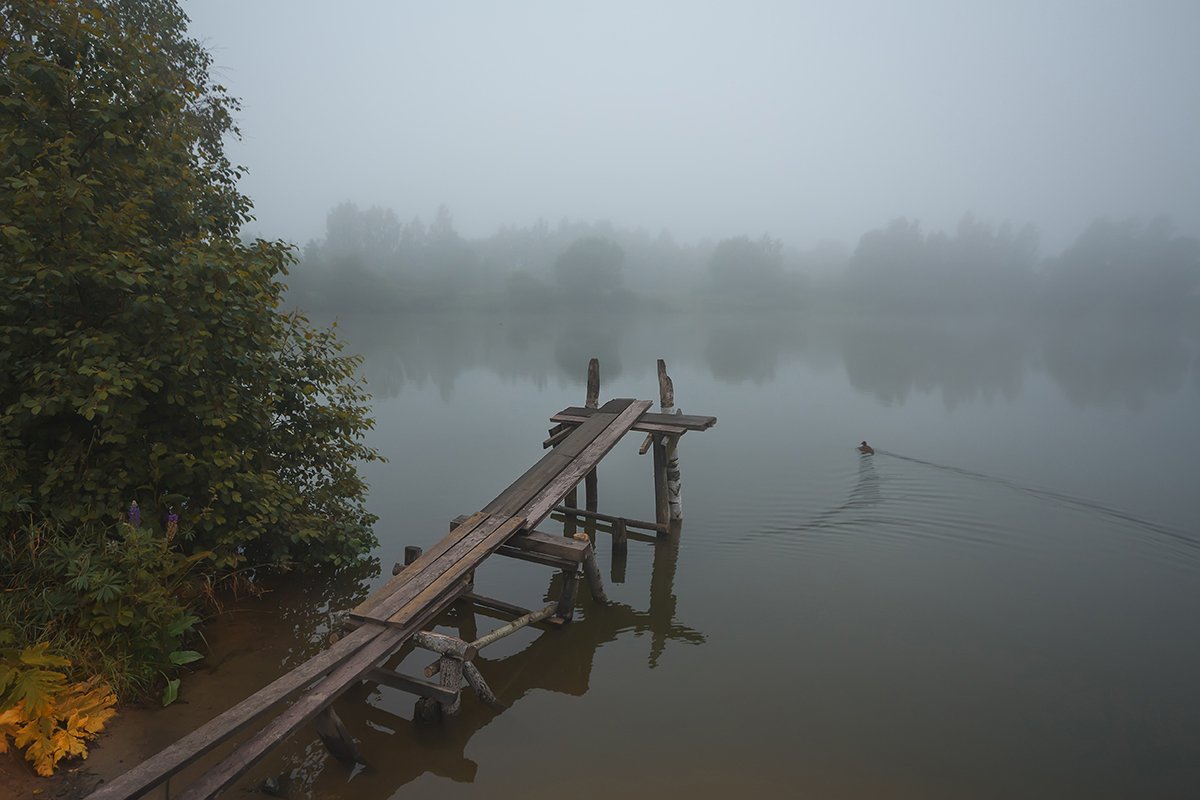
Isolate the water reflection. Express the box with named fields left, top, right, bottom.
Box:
left=318, top=310, right=1196, bottom=411
left=1038, top=315, right=1192, bottom=410
left=836, top=316, right=1027, bottom=408
left=261, top=532, right=703, bottom=797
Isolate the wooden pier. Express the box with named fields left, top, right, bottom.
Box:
left=86, top=360, right=714, bottom=800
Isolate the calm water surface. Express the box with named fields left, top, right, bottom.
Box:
left=102, top=311, right=1200, bottom=799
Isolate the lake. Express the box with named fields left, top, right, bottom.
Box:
left=89, top=310, right=1200, bottom=799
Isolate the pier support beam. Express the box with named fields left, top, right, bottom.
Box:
left=553, top=568, right=580, bottom=623
left=574, top=533, right=609, bottom=604
left=585, top=358, right=600, bottom=512
left=657, top=359, right=683, bottom=523
left=653, top=435, right=669, bottom=531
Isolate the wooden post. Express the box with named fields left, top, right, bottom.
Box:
left=554, top=568, right=580, bottom=623
left=437, top=655, right=464, bottom=716
left=392, top=544, right=423, bottom=576
left=652, top=436, right=669, bottom=532
left=657, top=359, right=683, bottom=522
left=610, top=541, right=627, bottom=585
left=613, top=517, right=628, bottom=550
left=585, top=358, right=599, bottom=512
left=574, top=534, right=609, bottom=604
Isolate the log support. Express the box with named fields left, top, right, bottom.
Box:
left=575, top=534, right=609, bottom=604
left=657, top=359, right=683, bottom=523
left=462, top=660, right=501, bottom=708
left=613, top=517, right=628, bottom=550
left=437, top=655, right=464, bottom=716
left=585, top=357, right=600, bottom=512
left=653, top=436, right=669, bottom=532
left=471, top=602, right=558, bottom=649
left=553, top=569, right=580, bottom=623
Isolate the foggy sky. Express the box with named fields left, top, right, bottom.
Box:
left=183, top=0, right=1200, bottom=253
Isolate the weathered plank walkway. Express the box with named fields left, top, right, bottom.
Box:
left=88, top=393, right=714, bottom=800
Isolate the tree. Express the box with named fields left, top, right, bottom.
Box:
left=705, top=234, right=798, bottom=308
left=1044, top=217, right=1200, bottom=313
left=0, top=0, right=382, bottom=577
left=554, top=236, right=624, bottom=298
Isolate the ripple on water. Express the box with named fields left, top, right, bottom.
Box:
left=698, top=449, right=1200, bottom=575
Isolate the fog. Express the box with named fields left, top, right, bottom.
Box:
left=183, top=0, right=1200, bottom=256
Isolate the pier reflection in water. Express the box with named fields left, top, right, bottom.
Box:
left=256, top=522, right=703, bottom=798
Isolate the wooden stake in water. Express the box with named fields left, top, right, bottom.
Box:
left=585, top=357, right=600, bottom=512
left=657, top=359, right=683, bottom=522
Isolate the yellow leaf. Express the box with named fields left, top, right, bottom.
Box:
left=51, top=728, right=88, bottom=759
left=1, top=676, right=117, bottom=775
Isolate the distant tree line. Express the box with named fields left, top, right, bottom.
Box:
left=286, top=202, right=1199, bottom=318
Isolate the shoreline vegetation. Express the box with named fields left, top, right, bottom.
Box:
left=1, top=0, right=381, bottom=778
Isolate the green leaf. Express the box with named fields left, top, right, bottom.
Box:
left=166, top=614, right=200, bottom=638
left=19, top=643, right=72, bottom=669
left=168, top=650, right=202, bottom=666
left=161, top=678, right=180, bottom=707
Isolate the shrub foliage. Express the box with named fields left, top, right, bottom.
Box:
left=0, top=0, right=383, bottom=767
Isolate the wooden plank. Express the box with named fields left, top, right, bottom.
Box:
left=366, top=667, right=459, bottom=704
left=362, top=515, right=523, bottom=625
left=485, top=399, right=634, bottom=518
left=176, top=627, right=405, bottom=800
left=551, top=411, right=688, bottom=437
left=552, top=505, right=666, bottom=533
left=481, top=449, right=573, bottom=516
left=552, top=406, right=715, bottom=431
left=385, top=516, right=528, bottom=626
left=541, top=425, right=575, bottom=449
left=83, top=622, right=381, bottom=800
left=496, top=545, right=578, bottom=571
left=352, top=511, right=489, bottom=619
left=508, top=529, right=589, bottom=561
left=462, top=591, right=536, bottom=620
left=452, top=514, right=587, bottom=562
left=518, top=400, right=652, bottom=527
left=177, top=575, right=468, bottom=800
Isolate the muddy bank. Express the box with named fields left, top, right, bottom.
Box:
left=3, top=579, right=348, bottom=800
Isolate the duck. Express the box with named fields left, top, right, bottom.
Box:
left=857, top=441, right=875, bottom=455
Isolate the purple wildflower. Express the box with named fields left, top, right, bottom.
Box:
left=128, top=500, right=141, bottom=528
left=166, top=510, right=179, bottom=541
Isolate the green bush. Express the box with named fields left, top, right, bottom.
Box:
left=0, top=0, right=382, bottom=698
left=1, top=520, right=202, bottom=699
